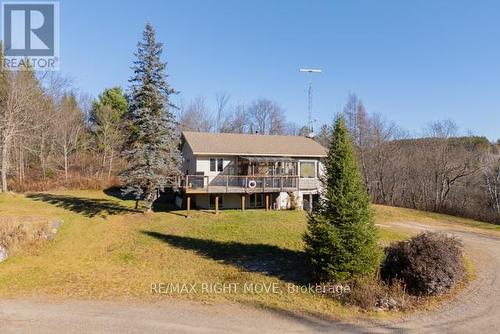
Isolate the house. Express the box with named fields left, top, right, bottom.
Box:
left=179, top=131, right=327, bottom=212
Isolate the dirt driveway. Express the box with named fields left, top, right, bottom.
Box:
left=1, top=220, right=499, bottom=333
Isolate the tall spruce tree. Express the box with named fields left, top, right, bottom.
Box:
left=121, top=23, right=181, bottom=211
left=304, top=115, right=381, bottom=281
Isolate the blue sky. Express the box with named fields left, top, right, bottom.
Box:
left=61, top=0, right=499, bottom=140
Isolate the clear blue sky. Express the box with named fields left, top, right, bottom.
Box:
left=61, top=0, right=499, bottom=140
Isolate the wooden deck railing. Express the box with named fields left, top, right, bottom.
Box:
left=180, top=175, right=301, bottom=194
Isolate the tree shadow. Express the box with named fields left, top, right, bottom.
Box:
left=103, top=186, right=137, bottom=201
left=142, top=231, right=312, bottom=284
left=104, top=187, right=182, bottom=214
left=27, top=193, right=140, bottom=218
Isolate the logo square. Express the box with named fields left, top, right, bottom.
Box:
left=2, top=1, right=60, bottom=70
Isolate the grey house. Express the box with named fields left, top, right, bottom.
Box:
left=179, top=131, right=327, bottom=212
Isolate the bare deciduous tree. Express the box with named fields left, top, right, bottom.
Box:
left=179, top=97, right=215, bottom=132
left=219, top=103, right=250, bottom=133
left=53, top=93, right=84, bottom=180
left=0, top=70, right=45, bottom=191
left=247, top=98, right=285, bottom=135
left=215, top=92, right=230, bottom=133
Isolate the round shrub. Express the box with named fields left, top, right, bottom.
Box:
left=381, top=232, right=465, bottom=296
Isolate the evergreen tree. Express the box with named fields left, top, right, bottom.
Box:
left=90, top=87, right=128, bottom=124
left=90, top=87, right=129, bottom=178
left=304, top=115, right=381, bottom=281
left=120, top=23, right=181, bottom=211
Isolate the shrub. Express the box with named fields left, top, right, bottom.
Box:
left=381, top=232, right=465, bottom=296
left=337, top=277, right=404, bottom=310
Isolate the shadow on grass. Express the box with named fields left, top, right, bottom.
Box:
left=104, top=187, right=185, bottom=215
left=142, top=231, right=312, bottom=284
left=27, top=193, right=140, bottom=218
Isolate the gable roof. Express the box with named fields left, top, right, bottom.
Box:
left=182, top=131, right=327, bottom=157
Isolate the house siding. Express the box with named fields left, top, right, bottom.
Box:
left=180, top=135, right=325, bottom=211
left=196, top=156, right=236, bottom=182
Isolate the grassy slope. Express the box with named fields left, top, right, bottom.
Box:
left=0, top=190, right=493, bottom=319
left=374, top=204, right=500, bottom=232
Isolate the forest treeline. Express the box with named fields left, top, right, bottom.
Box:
left=0, top=47, right=498, bottom=224
left=340, top=94, right=500, bottom=225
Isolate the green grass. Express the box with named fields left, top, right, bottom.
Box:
left=0, top=190, right=491, bottom=320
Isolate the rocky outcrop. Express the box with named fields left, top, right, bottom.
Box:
left=0, top=218, right=63, bottom=263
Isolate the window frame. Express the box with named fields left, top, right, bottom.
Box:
left=299, top=161, right=316, bottom=178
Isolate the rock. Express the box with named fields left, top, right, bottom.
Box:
left=0, top=246, right=8, bottom=262
left=49, top=219, right=64, bottom=230
left=46, top=220, right=64, bottom=240
left=376, top=296, right=400, bottom=311
left=388, top=298, right=398, bottom=309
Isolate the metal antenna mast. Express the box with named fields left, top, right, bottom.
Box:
left=299, top=68, right=322, bottom=134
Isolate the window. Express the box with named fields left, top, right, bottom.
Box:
left=249, top=193, right=263, bottom=208
left=300, top=162, right=316, bottom=178
left=210, top=158, right=224, bottom=172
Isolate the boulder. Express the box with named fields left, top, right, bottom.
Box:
left=0, top=245, right=7, bottom=262
left=45, top=219, right=64, bottom=240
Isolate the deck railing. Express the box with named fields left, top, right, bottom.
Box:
left=181, top=175, right=300, bottom=193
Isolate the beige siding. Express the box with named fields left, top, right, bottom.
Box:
left=181, top=143, right=196, bottom=175
left=195, top=156, right=236, bottom=182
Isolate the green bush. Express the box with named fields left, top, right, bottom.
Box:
left=381, top=232, right=465, bottom=295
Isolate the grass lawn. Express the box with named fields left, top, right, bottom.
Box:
left=0, top=190, right=489, bottom=320
left=374, top=204, right=500, bottom=232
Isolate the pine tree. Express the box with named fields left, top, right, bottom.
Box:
left=304, top=115, right=381, bottom=281
left=120, top=23, right=181, bottom=211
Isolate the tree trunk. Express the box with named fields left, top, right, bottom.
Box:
left=107, top=149, right=114, bottom=179
left=1, top=142, right=9, bottom=192
left=63, top=144, right=68, bottom=181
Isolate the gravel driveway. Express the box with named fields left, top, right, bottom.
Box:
left=1, top=221, right=499, bottom=333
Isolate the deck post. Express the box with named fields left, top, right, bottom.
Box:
left=241, top=195, right=245, bottom=211
left=186, top=196, right=191, bottom=217
left=215, top=194, right=219, bottom=214
left=265, top=193, right=270, bottom=211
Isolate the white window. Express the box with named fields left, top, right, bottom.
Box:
left=300, top=161, right=316, bottom=178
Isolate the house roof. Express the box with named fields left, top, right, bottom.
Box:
left=182, top=131, right=327, bottom=157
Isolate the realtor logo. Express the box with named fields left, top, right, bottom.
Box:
left=2, top=1, right=59, bottom=70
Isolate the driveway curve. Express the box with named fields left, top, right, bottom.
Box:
left=0, top=220, right=499, bottom=333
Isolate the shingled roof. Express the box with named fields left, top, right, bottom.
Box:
left=182, top=131, right=327, bottom=157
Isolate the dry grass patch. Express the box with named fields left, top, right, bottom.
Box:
left=374, top=204, right=500, bottom=233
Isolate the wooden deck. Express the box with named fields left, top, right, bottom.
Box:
left=181, top=175, right=301, bottom=194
